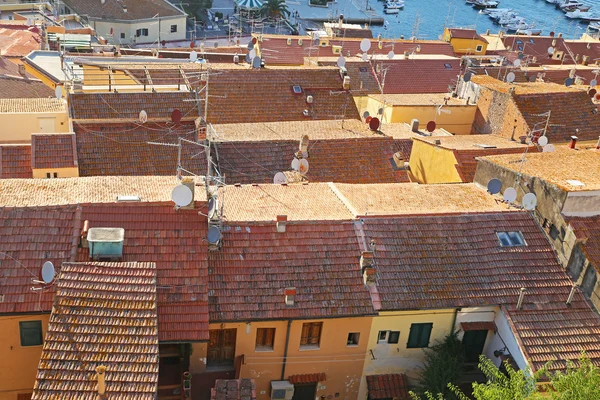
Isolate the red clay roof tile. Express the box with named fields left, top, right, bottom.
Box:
left=567, top=216, right=600, bottom=273
left=366, top=374, right=409, bottom=400
left=31, top=133, right=77, bottom=169
left=288, top=373, right=326, bottom=384
left=0, top=145, right=32, bottom=178
left=375, top=58, right=461, bottom=94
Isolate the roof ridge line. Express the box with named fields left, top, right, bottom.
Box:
left=327, top=182, right=358, bottom=217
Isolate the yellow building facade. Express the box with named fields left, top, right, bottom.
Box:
left=0, top=100, right=70, bottom=144
left=443, top=28, right=488, bottom=55
left=408, top=139, right=463, bottom=184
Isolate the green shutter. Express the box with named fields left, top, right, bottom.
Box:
left=407, top=323, right=433, bottom=348
left=419, top=323, right=433, bottom=347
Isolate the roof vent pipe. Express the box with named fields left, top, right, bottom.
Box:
left=569, top=135, right=578, bottom=149
left=96, top=366, right=107, bottom=399
left=517, top=287, right=526, bottom=310
left=566, top=284, right=579, bottom=306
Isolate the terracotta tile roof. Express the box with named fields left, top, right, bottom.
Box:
left=333, top=182, right=511, bottom=216
left=0, top=205, right=79, bottom=314
left=567, top=216, right=600, bottom=273
left=61, top=0, right=184, bottom=21
left=504, top=290, right=600, bottom=372
left=366, top=374, right=410, bottom=400
left=288, top=373, right=326, bottom=384
left=0, top=98, right=66, bottom=113
left=0, top=176, right=207, bottom=207
left=414, top=134, right=530, bottom=150
left=208, top=221, right=374, bottom=321
left=33, top=261, right=158, bottom=400
left=0, top=76, right=55, bottom=99
left=74, top=122, right=207, bottom=177
left=213, top=137, right=410, bottom=185
left=361, top=212, right=573, bottom=311
left=368, top=93, right=465, bottom=106
left=511, top=90, right=600, bottom=143
left=448, top=28, right=488, bottom=44
left=77, top=204, right=209, bottom=341
left=471, top=67, right=599, bottom=86
left=31, top=133, right=77, bottom=169
left=220, top=183, right=353, bottom=221
left=205, top=68, right=359, bottom=123
left=501, top=36, right=575, bottom=65
left=331, top=27, right=373, bottom=39
left=0, top=144, right=32, bottom=178
left=470, top=75, right=580, bottom=95
left=0, top=27, right=42, bottom=58
left=461, top=321, right=496, bottom=331
left=479, top=148, right=600, bottom=192
left=374, top=58, right=461, bottom=94
left=69, top=92, right=199, bottom=121
left=314, top=60, right=380, bottom=94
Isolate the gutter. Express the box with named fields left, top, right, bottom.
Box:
left=280, top=319, right=292, bottom=380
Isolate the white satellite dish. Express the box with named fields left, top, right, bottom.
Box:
left=208, top=197, right=218, bottom=219
left=55, top=86, right=62, bottom=99
left=522, top=193, right=537, bottom=210
left=252, top=56, right=262, bottom=69
left=249, top=48, right=257, bottom=59
left=506, top=72, right=516, bottom=83
left=547, top=46, right=555, bottom=54
left=337, top=56, right=346, bottom=68
left=591, top=79, right=597, bottom=87
left=362, top=53, right=368, bottom=61
left=298, top=159, right=309, bottom=175
left=291, top=158, right=300, bottom=171
left=537, top=136, right=548, bottom=146
left=41, top=261, right=55, bottom=284
left=190, top=50, right=198, bottom=62
left=503, top=187, right=518, bottom=203
left=360, top=38, right=371, bottom=52
left=171, top=185, right=193, bottom=207
left=273, top=172, right=287, bottom=184
left=207, top=226, right=222, bottom=244
left=513, top=59, right=521, bottom=68
left=543, top=144, right=555, bottom=153
left=139, top=110, right=148, bottom=124
left=388, top=51, right=395, bottom=59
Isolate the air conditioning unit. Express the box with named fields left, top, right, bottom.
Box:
left=271, top=381, right=294, bottom=400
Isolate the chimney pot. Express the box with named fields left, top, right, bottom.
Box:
left=569, top=135, right=578, bottom=149
left=96, top=365, right=107, bottom=399
left=566, top=284, right=579, bottom=306
left=285, top=287, right=296, bottom=306
left=360, top=251, right=374, bottom=268
left=410, top=118, right=419, bottom=132
left=517, top=287, right=526, bottom=310
left=363, top=267, right=376, bottom=286
left=276, top=215, right=287, bottom=232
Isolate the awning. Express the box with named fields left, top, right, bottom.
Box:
left=288, top=373, right=326, bottom=384
left=236, top=0, right=263, bottom=9
left=366, top=374, right=410, bottom=400
left=461, top=321, right=496, bottom=331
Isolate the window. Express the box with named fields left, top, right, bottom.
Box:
left=53, top=172, right=58, bottom=178
left=300, top=322, right=322, bottom=348
left=497, top=231, right=526, bottom=247
left=292, top=85, right=302, bottom=94
left=476, top=45, right=483, bottom=52
left=20, top=321, right=43, bottom=346
left=171, top=24, right=177, bottom=33
left=121, top=32, right=125, bottom=39
left=347, top=332, right=360, bottom=346
left=255, top=328, right=275, bottom=351
left=378, top=330, right=400, bottom=344
left=444, top=63, right=453, bottom=69
left=407, top=323, right=433, bottom=348
left=46, top=173, right=51, bottom=179
left=136, top=28, right=149, bottom=37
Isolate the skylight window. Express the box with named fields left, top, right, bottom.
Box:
left=497, top=231, right=526, bottom=247
left=292, top=85, right=302, bottom=94
left=516, top=40, right=523, bottom=45
left=529, top=39, right=535, bottom=44
left=444, top=63, right=453, bottom=69
left=359, top=67, right=367, bottom=72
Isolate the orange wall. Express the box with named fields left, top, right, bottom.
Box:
left=211, top=317, right=372, bottom=400
left=0, top=314, right=49, bottom=400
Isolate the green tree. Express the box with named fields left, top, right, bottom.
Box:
left=260, top=0, right=290, bottom=20
left=414, top=332, right=466, bottom=400
left=543, top=354, right=600, bottom=400
left=185, top=0, right=213, bottom=17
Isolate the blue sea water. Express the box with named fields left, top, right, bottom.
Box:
left=364, top=0, right=599, bottom=40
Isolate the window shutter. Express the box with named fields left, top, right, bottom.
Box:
left=407, top=324, right=418, bottom=348
left=420, top=323, right=433, bottom=347
left=300, top=324, right=310, bottom=345
left=309, top=323, right=321, bottom=344
left=266, top=328, right=275, bottom=347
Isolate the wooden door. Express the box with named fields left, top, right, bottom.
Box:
left=292, top=384, right=316, bottom=400
left=207, top=329, right=236, bottom=365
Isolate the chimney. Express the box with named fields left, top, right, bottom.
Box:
left=569, top=135, right=578, bottom=149
left=363, top=267, right=376, bottom=287
left=434, top=139, right=441, bottom=145
left=566, top=284, right=578, bottom=306
left=81, top=220, right=90, bottom=248
left=338, top=14, right=343, bottom=30
left=596, top=136, right=600, bottom=149
left=18, top=64, right=27, bottom=77
left=343, top=76, right=350, bottom=90
left=96, top=365, right=107, bottom=399
left=410, top=119, right=419, bottom=132
left=181, top=177, right=195, bottom=209
left=360, top=251, right=374, bottom=269
left=516, top=287, right=526, bottom=310
left=276, top=215, right=287, bottom=233
left=285, top=287, right=296, bottom=306
left=299, top=135, right=309, bottom=158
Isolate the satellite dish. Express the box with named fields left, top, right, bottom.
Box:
left=291, top=158, right=300, bottom=171
left=522, top=193, right=537, bottom=210
left=487, top=178, right=502, bottom=195
left=426, top=120, right=436, bottom=132
left=503, top=187, right=518, bottom=203
left=550, top=31, right=555, bottom=37
left=249, top=48, right=256, bottom=59
left=190, top=50, right=198, bottom=62
left=41, top=261, right=55, bottom=284
left=596, top=93, right=600, bottom=101
left=528, top=75, right=536, bottom=82
left=298, top=159, right=309, bottom=175
left=589, top=88, right=597, bottom=98
left=171, top=109, right=182, bottom=124
left=247, top=41, right=254, bottom=50
left=252, top=57, right=262, bottom=69
left=274, top=172, right=287, bottom=184
left=337, top=56, right=346, bottom=67
left=565, top=78, right=574, bottom=87
left=214, top=42, right=219, bottom=48
left=506, top=72, right=516, bottom=83
left=139, top=110, right=148, bottom=124
left=388, top=51, right=395, bottom=59
left=537, top=136, right=548, bottom=146
left=362, top=53, right=368, bottom=61
left=464, top=72, right=472, bottom=82
left=543, top=144, right=555, bottom=153
left=378, top=107, right=384, bottom=115
left=369, top=117, right=380, bottom=131
left=252, top=37, right=257, bottom=44
left=360, top=38, right=371, bottom=52
left=171, top=184, right=193, bottom=207
left=363, top=111, right=370, bottom=119
left=55, top=86, right=62, bottom=99
left=208, top=197, right=218, bottom=219
left=513, top=59, right=521, bottom=67
left=547, top=46, right=554, bottom=54
left=365, top=116, right=372, bottom=124
left=591, top=79, right=597, bottom=87
left=207, top=226, right=222, bottom=244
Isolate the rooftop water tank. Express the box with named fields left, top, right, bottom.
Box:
left=87, top=227, right=125, bottom=260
